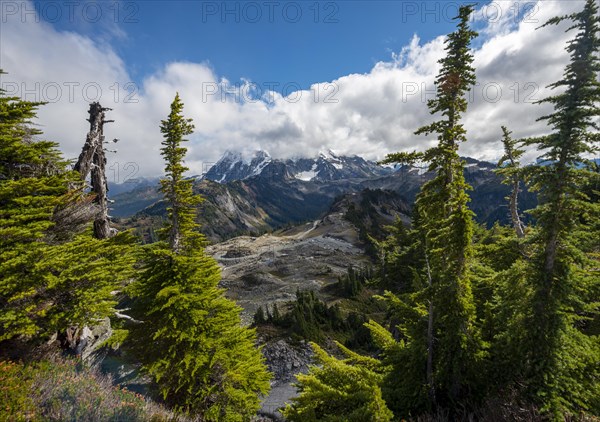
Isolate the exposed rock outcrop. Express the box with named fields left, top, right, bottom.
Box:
left=76, top=318, right=113, bottom=365
left=260, top=339, right=313, bottom=417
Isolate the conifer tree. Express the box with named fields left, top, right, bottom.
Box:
left=126, top=94, right=270, bottom=420
left=158, top=94, right=202, bottom=253
left=380, top=5, right=482, bottom=410
left=376, top=217, right=423, bottom=291
left=283, top=341, right=393, bottom=422
left=253, top=306, right=266, bottom=325
left=0, top=77, right=68, bottom=340
left=272, top=302, right=281, bottom=323
left=0, top=71, right=134, bottom=342
left=516, top=0, right=600, bottom=414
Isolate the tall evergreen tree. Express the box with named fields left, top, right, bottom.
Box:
left=158, top=94, right=202, bottom=253
left=380, top=5, right=482, bottom=411
left=126, top=94, right=270, bottom=420
left=517, top=0, right=600, bottom=414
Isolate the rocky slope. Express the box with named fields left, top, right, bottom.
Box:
left=206, top=205, right=375, bottom=322
left=259, top=340, right=313, bottom=419
left=204, top=194, right=409, bottom=416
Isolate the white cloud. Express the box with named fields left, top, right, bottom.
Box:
left=0, top=1, right=586, bottom=177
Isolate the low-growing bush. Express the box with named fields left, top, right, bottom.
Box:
left=0, top=358, right=185, bottom=421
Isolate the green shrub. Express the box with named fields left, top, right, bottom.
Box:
left=0, top=358, right=183, bottom=421
left=0, top=360, right=36, bottom=421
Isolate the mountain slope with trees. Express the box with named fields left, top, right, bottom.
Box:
left=0, top=2, right=598, bottom=421
left=285, top=3, right=600, bottom=420
left=119, top=156, right=537, bottom=244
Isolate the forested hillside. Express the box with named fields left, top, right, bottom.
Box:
left=1, top=1, right=599, bottom=421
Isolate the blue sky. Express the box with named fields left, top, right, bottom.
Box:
left=2, top=1, right=582, bottom=176
left=31, top=1, right=475, bottom=91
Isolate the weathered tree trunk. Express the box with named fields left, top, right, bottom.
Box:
left=510, top=178, right=525, bottom=238
left=60, top=103, right=117, bottom=356
left=74, top=103, right=104, bottom=179
left=503, top=141, right=525, bottom=239
left=91, top=144, right=111, bottom=239
left=74, top=102, right=114, bottom=240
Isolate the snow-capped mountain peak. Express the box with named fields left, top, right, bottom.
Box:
left=205, top=150, right=272, bottom=183
left=318, top=149, right=339, bottom=160
left=205, top=150, right=392, bottom=184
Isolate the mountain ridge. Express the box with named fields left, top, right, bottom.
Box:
left=204, top=149, right=392, bottom=184
left=113, top=151, right=536, bottom=243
